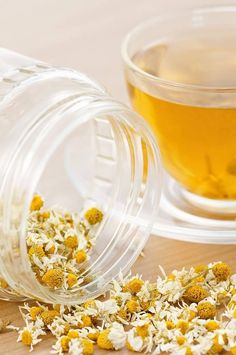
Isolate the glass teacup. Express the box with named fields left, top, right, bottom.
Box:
left=122, top=4, right=236, bottom=214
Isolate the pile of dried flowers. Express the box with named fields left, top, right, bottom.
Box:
left=12, top=261, right=236, bottom=354
left=0, top=194, right=103, bottom=294
left=27, top=194, right=103, bottom=291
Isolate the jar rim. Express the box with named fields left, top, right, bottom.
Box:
left=0, top=67, right=162, bottom=304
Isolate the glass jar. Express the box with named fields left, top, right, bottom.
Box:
left=0, top=48, right=162, bottom=304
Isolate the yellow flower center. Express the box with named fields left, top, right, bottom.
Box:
left=41, top=310, right=60, bottom=325
left=212, top=262, right=231, bottom=282
left=117, top=309, right=128, bottom=320
left=176, top=335, right=186, bottom=345
left=64, top=236, right=78, bottom=249
left=136, top=324, right=149, bottom=338
left=194, top=264, right=208, bottom=274
left=97, top=329, right=113, bottom=350
left=30, top=194, right=44, bottom=211
left=197, top=302, right=216, bottom=319
left=60, top=336, right=70, bottom=352
left=42, top=268, right=64, bottom=289
left=176, top=320, right=189, bottom=335
left=75, top=250, right=87, bottom=264
left=41, top=211, right=50, bottom=219
left=68, top=330, right=79, bottom=339
left=78, top=315, right=92, bottom=328
left=205, top=320, right=219, bottom=331
left=29, top=306, right=43, bottom=321
left=188, top=310, right=196, bottom=321
left=124, top=278, right=144, bottom=294
left=194, top=276, right=205, bottom=283
left=84, top=208, right=103, bottom=225
left=21, top=329, right=32, bottom=346
left=126, top=299, right=139, bottom=313
left=81, top=338, right=94, bottom=355
left=67, top=273, right=77, bottom=288
left=183, top=285, right=208, bottom=303
left=167, top=273, right=176, bottom=281
left=28, top=245, right=45, bottom=259
left=165, top=320, right=175, bottom=330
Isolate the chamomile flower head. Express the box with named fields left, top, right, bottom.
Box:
left=18, top=322, right=45, bottom=351
left=183, top=285, right=208, bottom=303
left=84, top=208, right=103, bottom=225
left=97, top=328, right=114, bottom=350
left=212, top=262, right=231, bottom=282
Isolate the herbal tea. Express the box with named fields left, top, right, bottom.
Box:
left=127, top=31, right=236, bottom=199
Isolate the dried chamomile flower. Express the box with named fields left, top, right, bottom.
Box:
left=20, top=329, right=33, bottom=346
left=77, top=315, right=92, bottom=328
left=60, top=335, right=70, bottom=352
left=29, top=306, right=43, bottom=321
left=176, top=320, right=189, bottom=334
left=205, top=320, right=219, bottom=331
left=41, top=310, right=60, bottom=326
left=30, top=194, right=44, bottom=211
left=97, top=328, right=114, bottom=350
left=67, top=329, right=80, bottom=339
left=126, top=298, right=140, bottom=313
left=194, top=264, right=208, bottom=274
left=212, top=262, right=231, bottom=281
left=183, top=285, right=208, bottom=303
left=80, top=338, right=94, bottom=355
left=64, top=235, right=78, bottom=249
left=18, top=322, right=45, bottom=351
left=15, top=261, right=236, bottom=355
left=42, top=268, right=64, bottom=289
left=197, top=302, right=216, bottom=319
left=67, top=273, right=77, bottom=288
left=28, top=245, right=45, bottom=260
left=75, top=250, right=87, bottom=264
left=124, top=277, right=144, bottom=294
left=135, top=323, right=149, bottom=338
left=84, top=207, right=103, bottom=225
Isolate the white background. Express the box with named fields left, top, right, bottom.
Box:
left=0, top=0, right=233, bottom=101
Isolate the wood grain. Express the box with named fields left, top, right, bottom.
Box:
left=0, top=235, right=235, bottom=354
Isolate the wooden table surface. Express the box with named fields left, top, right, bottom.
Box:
left=1, top=236, right=236, bottom=354
left=0, top=1, right=235, bottom=354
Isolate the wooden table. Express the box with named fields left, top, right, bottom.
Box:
left=0, top=1, right=235, bottom=353
left=1, top=236, right=236, bottom=354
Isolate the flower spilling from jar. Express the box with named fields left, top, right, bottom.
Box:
left=14, top=261, right=236, bottom=354
left=27, top=194, right=103, bottom=291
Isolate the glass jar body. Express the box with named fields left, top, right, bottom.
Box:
left=0, top=48, right=162, bottom=304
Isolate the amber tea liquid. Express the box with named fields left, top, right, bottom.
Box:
left=127, top=31, right=236, bottom=200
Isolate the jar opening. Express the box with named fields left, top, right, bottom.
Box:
left=1, top=90, right=162, bottom=303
